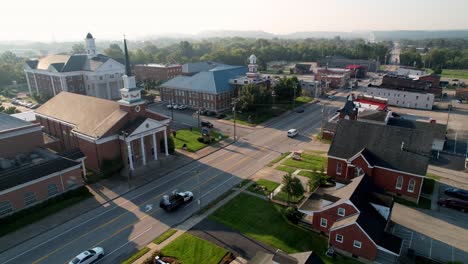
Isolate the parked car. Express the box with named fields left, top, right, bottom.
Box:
left=437, top=198, right=468, bottom=212
left=166, top=104, right=173, bottom=109
left=172, top=104, right=179, bottom=109
left=444, top=188, right=468, bottom=200
left=160, top=191, right=193, bottom=211
left=155, top=256, right=169, bottom=264
left=201, top=121, right=214, bottom=128
left=287, top=129, right=298, bottom=138
left=296, top=108, right=304, bottom=113
left=216, top=113, right=226, bottom=119
left=327, top=95, right=336, bottom=100
left=69, top=247, right=104, bottom=264
left=30, top=103, right=40, bottom=109
left=178, top=104, right=187, bottom=110
left=205, top=110, right=216, bottom=116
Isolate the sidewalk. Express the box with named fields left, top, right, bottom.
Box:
left=0, top=138, right=234, bottom=253
left=132, top=181, right=255, bottom=264
left=427, top=165, right=468, bottom=190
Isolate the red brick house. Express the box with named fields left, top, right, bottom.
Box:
left=298, top=176, right=402, bottom=263
left=34, top=39, right=171, bottom=173
left=134, top=64, right=182, bottom=84
left=327, top=119, right=433, bottom=203
left=0, top=113, right=84, bottom=218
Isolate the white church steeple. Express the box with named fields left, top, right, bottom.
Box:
left=85, top=33, right=97, bottom=58
left=118, top=37, right=145, bottom=109
left=246, top=54, right=259, bottom=79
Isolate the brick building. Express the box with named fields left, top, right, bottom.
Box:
left=0, top=113, right=84, bottom=218
left=34, top=39, right=171, bottom=173
left=24, top=33, right=125, bottom=100
left=327, top=119, right=433, bottom=203
left=318, top=55, right=380, bottom=72
left=160, top=64, right=247, bottom=112
left=134, top=64, right=182, bottom=83
left=380, top=74, right=442, bottom=96
left=315, top=68, right=351, bottom=89
left=298, top=176, right=402, bottom=262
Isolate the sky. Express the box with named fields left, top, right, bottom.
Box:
left=2, top=0, right=468, bottom=42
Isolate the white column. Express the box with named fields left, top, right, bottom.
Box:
left=50, top=76, right=56, bottom=95
left=164, top=127, right=169, bottom=156
left=127, top=141, right=134, bottom=170
left=152, top=133, right=158, bottom=160
left=140, top=136, right=146, bottom=165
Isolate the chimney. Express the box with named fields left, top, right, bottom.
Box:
left=400, top=141, right=405, bottom=151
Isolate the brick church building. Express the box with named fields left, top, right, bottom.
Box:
left=34, top=39, right=171, bottom=172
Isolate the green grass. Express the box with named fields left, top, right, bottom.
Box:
left=422, top=178, right=435, bottom=195
left=440, top=69, right=468, bottom=79
left=197, top=189, right=236, bottom=215
left=295, top=96, right=313, bottom=104
left=282, top=153, right=327, bottom=171
left=172, top=128, right=226, bottom=152
left=395, top=197, right=431, bottom=210
left=297, top=170, right=323, bottom=180
left=153, top=229, right=177, bottom=244
left=274, top=190, right=304, bottom=204
left=161, top=233, right=228, bottom=264
left=209, top=193, right=358, bottom=264
left=276, top=165, right=296, bottom=174
left=426, top=173, right=441, bottom=181
left=121, top=247, right=150, bottom=264
left=0, top=187, right=93, bottom=236
left=316, top=132, right=332, bottom=144
left=247, top=179, right=280, bottom=196
left=267, top=151, right=291, bottom=167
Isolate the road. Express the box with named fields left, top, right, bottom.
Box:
left=0, top=101, right=337, bottom=264
left=389, top=41, right=401, bottom=65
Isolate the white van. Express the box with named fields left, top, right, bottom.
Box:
left=287, top=129, right=298, bottom=138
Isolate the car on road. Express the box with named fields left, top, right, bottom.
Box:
left=438, top=198, right=468, bottom=212
left=160, top=190, right=193, bottom=211
left=201, top=121, right=214, bottom=128
left=327, top=95, right=336, bottom=100
left=177, top=104, right=187, bottom=110
left=166, top=104, right=173, bottom=109
left=69, top=247, right=104, bottom=264
left=444, top=188, right=468, bottom=200
left=296, top=108, right=304, bottom=113
left=172, top=104, right=179, bottom=109
left=287, top=129, right=298, bottom=138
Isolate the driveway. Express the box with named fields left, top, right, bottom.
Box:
left=188, top=219, right=276, bottom=260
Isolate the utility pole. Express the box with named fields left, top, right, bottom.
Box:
left=197, top=107, right=201, bottom=129
left=233, top=102, right=237, bottom=141
left=293, top=83, right=297, bottom=110
left=320, top=103, right=327, bottom=136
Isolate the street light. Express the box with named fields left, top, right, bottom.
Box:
left=121, top=131, right=131, bottom=189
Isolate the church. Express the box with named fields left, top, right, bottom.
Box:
left=24, top=33, right=125, bottom=100
left=34, top=38, right=171, bottom=172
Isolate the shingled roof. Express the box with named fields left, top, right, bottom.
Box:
left=329, top=119, right=432, bottom=175
left=387, top=118, right=446, bottom=140
left=25, top=53, right=113, bottom=73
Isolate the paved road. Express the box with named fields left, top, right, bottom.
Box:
left=0, top=101, right=336, bottom=264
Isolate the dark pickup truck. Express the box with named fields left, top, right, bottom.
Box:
left=160, top=191, right=194, bottom=211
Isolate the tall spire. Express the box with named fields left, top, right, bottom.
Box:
left=124, top=36, right=132, bottom=76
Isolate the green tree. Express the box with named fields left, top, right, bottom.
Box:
left=103, top=44, right=124, bottom=60
left=4, top=106, right=19, bottom=114
left=400, top=48, right=422, bottom=68
left=71, top=43, right=86, bottom=54
left=282, top=173, right=304, bottom=204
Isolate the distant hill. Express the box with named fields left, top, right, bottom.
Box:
left=374, top=30, right=468, bottom=40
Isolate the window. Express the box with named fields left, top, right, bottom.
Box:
left=67, top=177, right=78, bottom=190
left=336, top=163, right=342, bottom=175
left=0, top=201, right=13, bottom=216
left=416, top=95, right=419, bottom=99
left=396, top=176, right=404, bottom=190
left=408, top=179, right=416, bottom=193
left=353, top=240, right=362, bottom=248
left=48, top=183, right=59, bottom=197
left=320, top=218, right=327, bottom=227
left=24, top=192, right=37, bottom=207
left=338, top=208, right=345, bottom=216
left=427, top=96, right=430, bottom=101
left=335, top=234, right=343, bottom=243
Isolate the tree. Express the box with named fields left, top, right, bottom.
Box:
left=103, top=44, right=124, bottom=60
left=400, top=48, right=422, bottom=68
left=71, top=43, right=86, bottom=54
left=4, top=106, right=19, bottom=114
left=282, top=173, right=304, bottom=204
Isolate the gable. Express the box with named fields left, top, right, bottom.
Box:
left=93, top=58, right=125, bottom=72
left=129, top=118, right=167, bottom=138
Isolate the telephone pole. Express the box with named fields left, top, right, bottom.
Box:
left=232, top=99, right=238, bottom=141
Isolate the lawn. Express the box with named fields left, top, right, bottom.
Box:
left=121, top=247, right=150, bottom=264
left=209, top=193, right=358, bottom=264
left=395, top=197, right=431, bottom=210
left=282, top=153, right=327, bottom=171
left=153, top=229, right=177, bottom=244
left=440, top=69, right=468, bottom=79
left=276, top=165, right=296, bottom=174
left=267, top=151, right=291, bottom=167
left=274, top=190, right=304, bottom=204
left=161, top=233, right=228, bottom=264
left=172, top=128, right=226, bottom=152
left=247, top=179, right=280, bottom=196
left=297, top=170, right=323, bottom=180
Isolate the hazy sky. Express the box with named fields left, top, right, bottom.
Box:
left=2, top=0, right=468, bottom=41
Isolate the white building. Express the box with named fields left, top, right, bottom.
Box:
left=366, top=87, right=434, bottom=110
left=395, top=66, right=427, bottom=78
left=24, top=33, right=125, bottom=100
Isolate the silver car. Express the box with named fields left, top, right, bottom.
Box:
left=69, top=247, right=104, bottom=264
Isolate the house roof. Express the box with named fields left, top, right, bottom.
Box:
left=329, top=119, right=432, bottom=175
left=387, top=118, right=446, bottom=140
left=358, top=110, right=389, bottom=122
left=26, top=53, right=114, bottom=73
left=182, top=61, right=221, bottom=73
left=162, top=65, right=247, bottom=94
left=58, top=148, right=85, bottom=160
left=35, top=92, right=128, bottom=138
left=0, top=113, right=37, bottom=132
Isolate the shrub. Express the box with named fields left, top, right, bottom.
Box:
left=161, top=136, right=176, bottom=154
left=284, top=206, right=304, bottom=224
left=142, top=250, right=161, bottom=264
left=101, top=157, right=123, bottom=178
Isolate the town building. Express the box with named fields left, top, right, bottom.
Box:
left=34, top=38, right=171, bottom=173
left=134, top=64, right=182, bottom=84
left=315, top=68, right=351, bottom=89
left=394, top=66, right=427, bottom=78
left=318, top=55, right=380, bottom=72
left=298, top=176, right=402, bottom=263
left=293, top=63, right=313, bottom=74
left=24, top=33, right=125, bottom=100
left=326, top=119, right=433, bottom=203
left=181, top=61, right=222, bottom=76
left=366, top=86, right=434, bottom=110
left=230, top=54, right=271, bottom=87
left=0, top=113, right=85, bottom=218
left=377, top=74, right=442, bottom=97
left=345, top=65, right=367, bottom=79
left=455, top=87, right=468, bottom=101
left=160, top=64, right=247, bottom=112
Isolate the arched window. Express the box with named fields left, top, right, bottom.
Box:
left=336, top=163, right=342, bottom=175
left=47, top=183, right=59, bottom=197
left=396, top=176, right=404, bottom=190
left=24, top=192, right=37, bottom=207
left=407, top=179, right=416, bottom=193
left=0, top=201, right=13, bottom=216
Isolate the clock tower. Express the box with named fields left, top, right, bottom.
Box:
left=119, top=37, right=146, bottom=117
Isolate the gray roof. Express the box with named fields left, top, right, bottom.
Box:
left=387, top=118, right=446, bottom=140
left=358, top=110, right=389, bottom=122
left=161, top=65, right=247, bottom=94
left=0, top=113, right=35, bottom=132
left=329, top=119, right=433, bottom=175
left=25, top=54, right=115, bottom=73
left=182, top=61, right=222, bottom=73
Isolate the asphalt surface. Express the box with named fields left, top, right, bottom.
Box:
left=0, top=99, right=337, bottom=264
